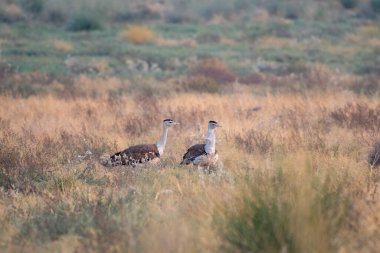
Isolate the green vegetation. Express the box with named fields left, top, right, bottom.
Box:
left=0, top=0, right=379, bottom=84
left=66, top=13, right=103, bottom=31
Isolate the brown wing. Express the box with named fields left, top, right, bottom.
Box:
left=110, top=144, right=160, bottom=167
left=181, top=144, right=206, bottom=165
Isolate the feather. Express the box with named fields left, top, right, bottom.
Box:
left=192, top=153, right=219, bottom=167
left=180, top=143, right=219, bottom=168
left=181, top=144, right=209, bottom=164
left=104, top=144, right=160, bottom=167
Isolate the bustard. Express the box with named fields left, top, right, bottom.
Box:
left=180, top=120, right=221, bottom=173
left=101, top=119, right=178, bottom=167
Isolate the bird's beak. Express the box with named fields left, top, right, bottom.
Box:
left=173, top=122, right=180, bottom=125
left=216, top=124, right=222, bottom=128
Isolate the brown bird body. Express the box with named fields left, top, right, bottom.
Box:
left=181, top=143, right=219, bottom=168
left=105, top=144, right=160, bottom=167
left=180, top=144, right=207, bottom=165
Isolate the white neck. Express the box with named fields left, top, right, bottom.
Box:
left=156, top=125, right=169, bottom=155
left=204, top=128, right=216, bottom=154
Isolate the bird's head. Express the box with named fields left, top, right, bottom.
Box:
left=208, top=120, right=221, bottom=130
left=163, top=118, right=179, bottom=127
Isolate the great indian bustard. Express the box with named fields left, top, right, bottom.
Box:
left=101, top=119, right=178, bottom=167
left=180, top=120, right=221, bottom=173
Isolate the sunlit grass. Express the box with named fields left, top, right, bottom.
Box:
left=0, top=93, right=379, bottom=252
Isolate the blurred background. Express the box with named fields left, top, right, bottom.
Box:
left=0, top=0, right=379, bottom=97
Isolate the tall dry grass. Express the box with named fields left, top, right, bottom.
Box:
left=0, top=92, right=379, bottom=252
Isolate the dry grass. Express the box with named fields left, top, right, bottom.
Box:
left=0, top=92, right=379, bottom=253
left=357, top=24, right=380, bottom=37
left=119, top=25, right=155, bottom=44
left=256, top=36, right=299, bottom=49
left=50, top=39, right=74, bottom=52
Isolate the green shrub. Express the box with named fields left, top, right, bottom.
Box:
left=353, top=47, right=380, bottom=75
left=340, top=0, right=358, bottom=9
left=224, top=193, right=293, bottom=253
left=283, top=3, right=301, bottom=20
left=222, top=166, right=350, bottom=253
left=19, top=0, right=44, bottom=15
left=66, top=13, right=102, bottom=32
left=114, top=6, right=159, bottom=22
left=370, top=0, right=380, bottom=13
left=264, top=1, right=303, bottom=19
left=165, top=11, right=192, bottom=23
left=46, top=9, right=66, bottom=24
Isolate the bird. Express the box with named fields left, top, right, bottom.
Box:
left=180, top=120, right=221, bottom=173
left=101, top=119, right=178, bottom=167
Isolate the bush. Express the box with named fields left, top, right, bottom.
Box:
left=19, top=0, right=43, bottom=15
left=238, top=72, right=264, bottom=85
left=370, top=0, right=380, bottom=13
left=114, top=6, right=159, bottom=22
left=46, top=9, right=66, bottom=24
left=190, top=58, right=235, bottom=84
left=222, top=169, right=349, bottom=253
left=263, top=1, right=303, bottom=19
left=354, top=47, right=380, bottom=75
left=120, top=25, right=155, bottom=44
left=66, top=13, right=102, bottom=32
left=283, top=3, right=301, bottom=20
left=340, top=0, right=358, bottom=9
left=0, top=4, right=25, bottom=23
left=224, top=194, right=292, bottom=253
left=165, top=11, right=192, bottom=23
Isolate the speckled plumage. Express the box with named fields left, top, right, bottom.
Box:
left=103, top=144, right=160, bottom=167
left=181, top=144, right=207, bottom=165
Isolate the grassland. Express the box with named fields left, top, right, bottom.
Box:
left=1, top=94, right=380, bottom=253
left=1, top=0, right=380, bottom=252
